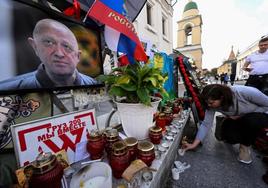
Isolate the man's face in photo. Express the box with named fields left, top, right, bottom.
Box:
left=32, top=22, right=80, bottom=77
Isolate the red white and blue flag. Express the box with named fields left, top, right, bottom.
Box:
left=87, top=0, right=148, bottom=64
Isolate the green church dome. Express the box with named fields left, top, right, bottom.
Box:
left=183, top=1, right=198, bottom=12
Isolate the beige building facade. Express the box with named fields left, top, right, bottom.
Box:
left=175, top=0, right=203, bottom=71
left=134, top=0, right=174, bottom=54
left=217, top=63, right=232, bottom=75
left=217, top=47, right=236, bottom=76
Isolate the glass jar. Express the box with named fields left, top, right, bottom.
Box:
left=149, top=126, right=163, bottom=144
left=124, top=137, right=138, bottom=162
left=104, top=128, right=119, bottom=158
left=29, top=152, right=63, bottom=188
left=137, top=141, right=155, bottom=167
left=87, top=130, right=105, bottom=160
left=109, top=141, right=130, bottom=179
left=155, top=113, right=166, bottom=132
left=164, top=108, right=173, bottom=125
left=173, top=102, right=181, bottom=114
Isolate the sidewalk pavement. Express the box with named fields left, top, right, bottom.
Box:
left=165, top=114, right=268, bottom=188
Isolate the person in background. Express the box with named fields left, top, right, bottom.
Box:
left=0, top=18, right=97, bottom=90
left=230, top=73, right=236, bottom=86
left=223, top=73, right=229, bottom=85
left=182, top=84, right=268, bottom=164
left=220, top=73, right=225, bottom=84
left=243, top=37, right=268, bottom=95
left=214, top=74, right=219, bottom=84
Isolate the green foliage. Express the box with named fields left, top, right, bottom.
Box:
left=97, top=63, right=168, bottom=106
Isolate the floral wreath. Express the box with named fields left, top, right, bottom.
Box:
left=178, top=56, right=204, bottom=120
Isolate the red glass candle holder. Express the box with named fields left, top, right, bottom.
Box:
left=137, top=141, right=155, bottom=167
left=109, top=141, right=130, bottom=179
left=173, top=105, right=181, bottom=114
left=104, top=129, right=119, bottom=158
left=149, top=126, right=163, bottom=144
left=164, top=107, right=173, bottom=125
left=87, top=130, right=105, bottom=160
left=156, top=113, right=166, bottom=132
left=165, top=114, right=173, bottom=125
left=29, top=153, right=63, bottom=188
left=124, top=137, right=138, bottom=162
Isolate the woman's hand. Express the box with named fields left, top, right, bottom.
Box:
left=182, top=139, right=201, bottom=151
left=182, top=142, right=197, bottom=151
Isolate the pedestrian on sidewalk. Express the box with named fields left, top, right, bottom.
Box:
left=214, top=74, right=219, bottom=84
left=182, top=84, right=268, bottom=164
left=223, top=73, right=229, bottom=85
left=230, top=73, right=236, bottom=86
left=243, top=37, right=268, bottom=95
left=220, top=73, right=225, bottom=84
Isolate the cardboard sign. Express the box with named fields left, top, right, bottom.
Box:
left=11, top=109, right=97, bottom=167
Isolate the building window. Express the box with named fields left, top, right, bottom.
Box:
left=162, top=17, right=166, bottom=36
left=185, top=26, right=192, bottom=45
left=146, top=4, right=152, bottom=26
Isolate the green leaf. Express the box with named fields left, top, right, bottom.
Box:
left=137, top=88, right=150, bottom=106
left=109, top=86, right=127, bottom=97
left=144, top=77, right=157, bottom=87
left=100, top=62, right=166, bottom=105
left=119, top=83, right=137, bottom=91
left=116, top=75, right=130, bottom=85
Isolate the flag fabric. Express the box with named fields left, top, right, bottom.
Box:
left=80, top=0, right=147, bottom=22
left=87, top=0, right=147, bottom=64
left=118, top=54, right=130, bottom=66
left=63, top=0, right=81, bottom=20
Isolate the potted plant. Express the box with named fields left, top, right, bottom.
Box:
left=97, top=63, right=168, bottom=140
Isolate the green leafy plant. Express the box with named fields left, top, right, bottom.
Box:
left=97, top=63, right=168, bottom=106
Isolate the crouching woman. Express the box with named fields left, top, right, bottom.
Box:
left=183, top=84, right=268, bottom=164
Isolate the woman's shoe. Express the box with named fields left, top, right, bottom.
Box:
left=237, top=144, right=252, bottom=164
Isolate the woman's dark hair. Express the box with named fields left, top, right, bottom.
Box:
left=200, top=84, right=233, bottom=110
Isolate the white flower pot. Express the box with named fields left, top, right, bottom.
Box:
left=115, top=97, right=161, bottom=140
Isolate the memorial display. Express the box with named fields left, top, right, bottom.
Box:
left=0, top=0, right=103, bottom=94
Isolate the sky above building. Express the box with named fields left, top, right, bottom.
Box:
left=172, top=0, right=268, bottom=70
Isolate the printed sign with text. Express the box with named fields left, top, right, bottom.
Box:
left=11, top=109, right=97, bottom=167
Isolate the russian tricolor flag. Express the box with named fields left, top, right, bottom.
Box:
left=87, top=0, right=148, bottom=64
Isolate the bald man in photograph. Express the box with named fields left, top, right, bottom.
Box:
left=0, top=19, right=97, bottom=90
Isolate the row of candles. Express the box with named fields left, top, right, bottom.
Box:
left=23, top=107, right=189, bottom=188
left=154, top=98, right=186, bottom=133
left=87, top=99, right=189, bottom=179
left=87, top=128, right=155, bottom=179
left=20, top=98, right=190, bottom=188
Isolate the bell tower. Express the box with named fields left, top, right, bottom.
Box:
left=176, top=0, right=203, bottom=71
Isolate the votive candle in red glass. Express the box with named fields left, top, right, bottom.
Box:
left=149, top=126, right=163, bottom=144
left=124, top=137, right=138, bottom=162
left=109, top=141, right=130, bottom=179
left=87, top=130, right=105, bottom=160
left=137, top=141, right=155, bottom=167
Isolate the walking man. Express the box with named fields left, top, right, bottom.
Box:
left=243, top=37, right=268, bottom=95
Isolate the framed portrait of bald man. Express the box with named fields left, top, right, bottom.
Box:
left=0, top=0, right=103, bottom=94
